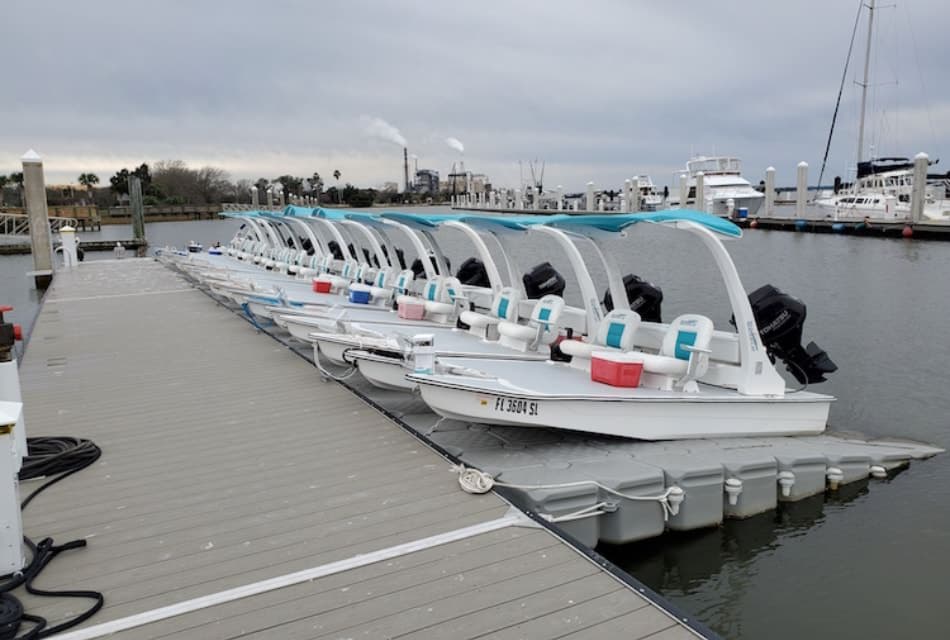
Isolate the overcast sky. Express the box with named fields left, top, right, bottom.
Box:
left=4, top=0, right=948, bottom=190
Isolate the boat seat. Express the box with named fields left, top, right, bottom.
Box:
left=298, top=253, right=322, bottom=278
left=636, top=314, right=714, bottom=392
left=460, top=286, right=521, bottom=340
left=319, top=258, right=357, bottom=293
left=366, top=266, right=394, bottom=303
left=424, top=276, right=463, bottom=321
left=498, top=295, right=565, bottom=352
left=560, top=309, right=641, bottom=370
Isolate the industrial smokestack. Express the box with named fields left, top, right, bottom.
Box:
left=403, top=147, right=410, bottom=194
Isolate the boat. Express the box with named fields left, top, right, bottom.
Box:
left=407, top=211, right=837, bottom=440
left=813, top=0, right=950, bottom=223
left=668, top=157, right=764, bottom=216
left=187, top=241, right=203, bottom=253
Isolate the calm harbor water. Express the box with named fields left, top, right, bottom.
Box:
left=1, top=214, right=948, bottom=639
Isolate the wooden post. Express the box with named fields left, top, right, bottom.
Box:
left=21, top=150, right=53, bottom=289
left=129, top=176, right=147, bottom=256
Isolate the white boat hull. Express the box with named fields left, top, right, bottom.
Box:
left=413, top=377, right=830, bottom=440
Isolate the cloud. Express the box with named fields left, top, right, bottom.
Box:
left=3, top=0, right=948, bottom=189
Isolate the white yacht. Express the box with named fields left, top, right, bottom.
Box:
left=669, top=156, right=763, bottom=217
left=814, top=157, right=950, bottom=222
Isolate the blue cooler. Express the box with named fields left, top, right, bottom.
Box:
left=737, top=207, right=748, bottom=219
left=349, top=288, right=371, bottom=304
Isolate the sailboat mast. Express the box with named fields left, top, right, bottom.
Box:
left=856, top=0, right=875, bottom=163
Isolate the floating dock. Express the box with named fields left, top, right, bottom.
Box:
left=14, top=259, right=710, bottom=639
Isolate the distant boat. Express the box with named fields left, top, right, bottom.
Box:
left=668, top=156, right=764, bottom=216
left=187, top=241, right=203, bottom=253
left=813, top=0, right=950, bottom=222
left=814, top=157, right=950, bottom=221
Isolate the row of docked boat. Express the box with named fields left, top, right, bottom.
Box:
left=161, top=205, right=840, bottom=441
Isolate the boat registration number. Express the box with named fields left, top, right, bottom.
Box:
left=488, top=396, right=539, bottom=416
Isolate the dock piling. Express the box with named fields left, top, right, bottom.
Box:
left=631, top=176, right=641, bottom=212
left=911, top=152, right=928, bottom=223
left=585, top=182, right=595, bottom=211
left=129, top=176, right=147, bottom=256
left=765, top=166, right=776, bottom=217
left=796, top=161, right=808, bottom=218
left=678, top=172, right=688, bottom=210
left=21, top=150, right=53, bottom=289
left=695, top=171, right=705, bottom=213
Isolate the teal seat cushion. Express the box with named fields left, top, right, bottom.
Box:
left=674, top=330, right=697, bottom=360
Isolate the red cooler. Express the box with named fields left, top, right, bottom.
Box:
left=312, top=278, right=332, bottom=294
left=591, top=351, right=643, bottom=387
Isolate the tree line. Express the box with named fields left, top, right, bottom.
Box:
left=1, top=161, right=444, bottom=209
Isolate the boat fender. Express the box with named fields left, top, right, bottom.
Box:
left=869, top=465, right=888, bottom=479
left=777, top=471, right=796, bottom=498
left=724, top=478, right=743, bottom=506
left=666, top=486, right=685, bottom=517
left=902, top=225, right=913, bottom=238
left=826, top=467, right=844, bottom=491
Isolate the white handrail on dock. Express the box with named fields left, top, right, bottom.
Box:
left=0, top=212, right=79, bottom=237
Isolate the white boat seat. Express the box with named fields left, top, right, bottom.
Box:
left=560, top=309, right=641, bottom=370
left=424, top=276, right=463, bottom=319
left=322, top=258, right=357, bottom=292
left=636, top=314, right=714, bottom=392
left=460, top=286, right=521, bottom=339
left=367, top=266, right=394, bottom=302
left=392, top=269, right=417, bottom=305
left=498, top=295, right=565, bottom=352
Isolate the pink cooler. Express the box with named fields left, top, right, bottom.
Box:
left=591, top=351, right=643, bottom=388
left=397, top=299, right=426, bottom=320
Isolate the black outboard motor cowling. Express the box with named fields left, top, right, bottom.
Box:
left=327, top=240, right=344, bottom=261
left=411, top=254, right=450, bottom=278
left=523, top=262, right=566, bottom=298
left=456, top=257, right=491, bottom=288
left=603, top=274, right=663, bottom=323
left=744, top=284, right=837, bottom=384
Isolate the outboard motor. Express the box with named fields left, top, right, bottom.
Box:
left=455, top=257, right=490, bottom=288
left=603, top=274, right=663, bottom=323
left=743, top=284, right=837, bottom=384
left=522, top=262, right=566, bottom=299
left=411, top=254, right=450, bottom=278
left=327, top=240, right=344, bottom=261
left=394, top=247, right=407, bottom=270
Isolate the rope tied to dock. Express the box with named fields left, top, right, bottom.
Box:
left=450, top=464, right=685, bottom=522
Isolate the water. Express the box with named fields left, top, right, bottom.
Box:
left=1, top=215, right=948, bottom=639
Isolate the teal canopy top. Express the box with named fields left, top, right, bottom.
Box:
left=546, top=209, right=742, bottom=238
left=455, top=214, right=558, bottom=231
left=225, top=208, right=740, bottom=238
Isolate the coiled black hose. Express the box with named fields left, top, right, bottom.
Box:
left=0, top=437, right=104, bottom=639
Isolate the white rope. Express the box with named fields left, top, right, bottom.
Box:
left=451, top=464, right=684, bottom=521
left=313, top=344, right=360, bottom=381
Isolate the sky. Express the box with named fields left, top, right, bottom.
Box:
left=3, top=0, right=948, bottom=191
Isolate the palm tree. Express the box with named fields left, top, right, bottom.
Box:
left=9, top=172, right=24, bottom=207
left=333, top=170, right=341, bottom=203
left=77, top=173, right=100, bottom=203
left=311, top=172, right=322, bottom=205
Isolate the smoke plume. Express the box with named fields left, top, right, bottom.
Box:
left=445, top=137, right=465, bottom=153
left=361, top=116, right=407, bottom=147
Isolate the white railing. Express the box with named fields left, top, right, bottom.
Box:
left=0, top=212, right=79, bottom=237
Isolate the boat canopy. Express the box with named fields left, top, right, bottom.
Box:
left=546, top=210, right=742, bottom=238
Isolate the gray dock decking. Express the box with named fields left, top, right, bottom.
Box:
left=14, top=259, right=705, bottom=639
